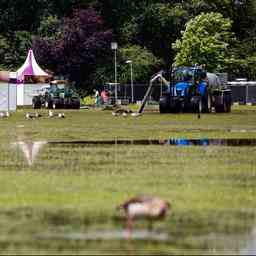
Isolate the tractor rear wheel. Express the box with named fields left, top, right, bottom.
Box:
left=159, top=95, right=170, bottom=113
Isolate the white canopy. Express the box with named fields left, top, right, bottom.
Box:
left=16, top=49, right=49, bottom=82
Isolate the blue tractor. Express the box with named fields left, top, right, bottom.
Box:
left=159, top=66, right=232, bottom=113
left=138, top=65, right=232, bottom=114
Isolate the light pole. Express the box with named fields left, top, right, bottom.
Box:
left=126, top=60, right=134, bottom=103
left=111, top=42, right=118, bottom=104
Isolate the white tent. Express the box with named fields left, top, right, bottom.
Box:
left=16, top=49, right=51, bottom=106
left=16, top=49, right=49, bottom=83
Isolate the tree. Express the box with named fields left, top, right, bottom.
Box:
left=0, top=35, right=10, bottom=69
left=2, top=31, right=32, bottom=70
left=90, top=44, right=162, bottom=87
left=135, top=3, right=188, bottom=68
left=119, top=45, right=163, bottom=83
left=173, top=12, right=233, bottom=71
left=32, top=8, right=113, bottom=91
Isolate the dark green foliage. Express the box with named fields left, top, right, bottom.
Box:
left=0, top=0, right=256, bottom=92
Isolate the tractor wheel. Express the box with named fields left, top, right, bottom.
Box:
left=159, top=104, right=168, bottom=113
left=225, top=103, right=231, bottom=113
left=215, top=105, right=224, bottom=113
left=223, top=102, right=231, bottom=113
left=32, top=98, right=41, bottom=109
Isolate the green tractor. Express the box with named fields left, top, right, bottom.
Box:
left=32, top=80, right=80, bottom=109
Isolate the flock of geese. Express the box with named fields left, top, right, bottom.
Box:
left=0, top=110, right=65, bottom=120
left=25, top=110, right=65, bottom=119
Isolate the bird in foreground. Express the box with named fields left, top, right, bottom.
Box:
left=0, top=111, right=10, bottom=118
left=25, top=112, right=41, bottom=119
left=118, top=195, right=171, bottom=235
left=48, top=110, right=65, bottom=118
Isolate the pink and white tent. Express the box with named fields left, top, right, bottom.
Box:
left=16, top=49, right=50, bottom=83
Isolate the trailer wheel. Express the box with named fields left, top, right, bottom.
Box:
left=215, top=105, right=224, bottom=113
left=223, top=102, right=231, bottom=113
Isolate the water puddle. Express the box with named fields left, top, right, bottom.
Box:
left=38, top=229, right=169, bottom=242
left=10, top=138, right=256, bottom=166
left=47, top=138, right=256, bottom=147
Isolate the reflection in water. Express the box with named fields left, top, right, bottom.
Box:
left=12, top=141, right=47, bottom=165
left=10, top=138, right=256, bottom=166
left=47, top=138, right=256, bottom=147
left=38, top=229, right=169, bottom=242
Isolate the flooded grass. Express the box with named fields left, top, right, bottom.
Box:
left=0, top=143, right=255, bottom=254
left=0, top=106, right=255, bottom=254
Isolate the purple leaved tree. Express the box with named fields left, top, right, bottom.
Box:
left=33, top=8, right=113, bottom=90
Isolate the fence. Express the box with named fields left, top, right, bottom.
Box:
left=107, top=83, right=164, bottom=104
left=112, top=82, right=256, bottom=105
left=227, top=81, right=256, bottom=105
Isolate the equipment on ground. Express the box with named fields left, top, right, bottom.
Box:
left=138, top=65, right=232, bottom=114
left=32, top=80, right=80, bottom=109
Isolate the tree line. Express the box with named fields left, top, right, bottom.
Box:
left=0, top=0, right=255, bottom=94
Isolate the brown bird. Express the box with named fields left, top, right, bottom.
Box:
left=118, top=195, right=171, bottom=235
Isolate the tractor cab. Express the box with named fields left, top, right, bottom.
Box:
left=169, top=66, right=207, bottom=98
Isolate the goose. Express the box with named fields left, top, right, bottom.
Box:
left=112, top=109, right=132, bottom=117
left=131, top=112, right=141, bottom=117
left=25, top=112, right=41, bottom=119
left=118, top=195, right=171, bottom=235
left=48, top=110, right=65, bottom=118
left=0, top=111, right=10, bottom=118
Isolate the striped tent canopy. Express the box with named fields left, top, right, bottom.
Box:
left=16, top=49, right=50, bottom=83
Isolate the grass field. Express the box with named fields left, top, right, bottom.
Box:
left=0, top=105, right=255, bottom=254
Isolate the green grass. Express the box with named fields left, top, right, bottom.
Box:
left=0, top=105, right=255, bottom=254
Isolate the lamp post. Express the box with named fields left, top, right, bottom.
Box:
left=111, top=42, right=118, bottom=104
left=125, top=60, right=134, bottom=103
